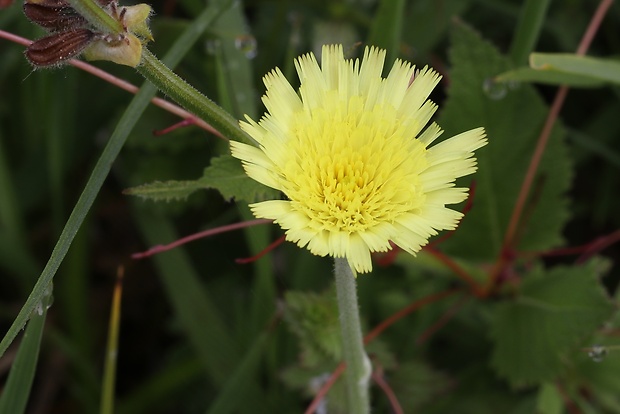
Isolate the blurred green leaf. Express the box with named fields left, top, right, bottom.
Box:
left=205, top=331, right=269, bottom=414
left=438, top=22, right=572, bottom=261
left=490, top=260, right=613, bottom=386
left=124, top=180, right=206, bottom=202
left=389, top=360, right=453, bottom=412
left=536, top=383, right=563, bottom=414
left=367, top=0, right=406, bottom=65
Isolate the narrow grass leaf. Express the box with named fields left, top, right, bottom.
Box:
left=205, top=331, right=269, bottom=414
left=495, top=66, right=605, bottom=88
left=509, top=0, right=551, bottom=64
left=131, top=204, right=240, bottom=385
left=0, top=286, right=51, bottom=414
left=530, top=53, right=620, bottom=85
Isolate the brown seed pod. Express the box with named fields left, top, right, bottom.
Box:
left=23, top=2, right=88, bottom=31
left=25, top=28, right=96, bottom=67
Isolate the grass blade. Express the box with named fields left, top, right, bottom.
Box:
left=0, top=285, right=52, bottom=414
left=509, top=0, right=551, bottom=64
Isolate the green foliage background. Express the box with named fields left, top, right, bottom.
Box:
left=1, top=0, right=620, bottom=413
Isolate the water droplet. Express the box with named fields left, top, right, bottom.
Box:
left=205, top=39, right=220, bottom=56
left=588, top=345, right=608, bottom=362
left=34, top=301, right=44, bottom=316
left=234, top=34, right=257, bottom=59
left=483, top=78, right=507, bottom=100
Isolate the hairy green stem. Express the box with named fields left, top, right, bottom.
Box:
left=137, top=49, right=252, bottom=144
left=67, top=0, right=123, bottom=34
left=334, top=258, right=371, bottom=413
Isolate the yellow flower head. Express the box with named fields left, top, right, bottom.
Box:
left=230, top=45, right=487, bottom=274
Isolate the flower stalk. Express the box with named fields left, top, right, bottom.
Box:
left=137, top=49, right=252, bottom=144
left=334, top=258, right=371, bottom=413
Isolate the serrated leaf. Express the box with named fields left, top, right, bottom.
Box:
left=573, top=308, right=620, bottom=412
left=490, top=261, right=613, bottom=386
left=124, top=180, right=205, bottom=201
left=438, top=22, right=572, bottom=261
left=199, top=154, right=280, bottom=203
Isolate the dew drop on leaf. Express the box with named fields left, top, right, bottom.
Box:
left=482, top=78, right=507, bottom=100
left=588, top=345, right=608, bottom=363
left=234, top=34, right=257, bottom=59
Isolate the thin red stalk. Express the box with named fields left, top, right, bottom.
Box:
left=425, top=248, right=484, bottom=297
left=303, top=363, right=345, bottom=414
left=577, top=228, right=620, bottom=264
left=131, top=219, right=272, bottom=259
left=528, top=228, right=620, bottom=260
left=364, top=288, right=461, bottom=344
left=416, top=294, right=470, bottom=345
left=492, top=0, right=614, bottom=289
left=235, top=235, right=286, bottom=264
left=372, top=367, right=404, bottom=414
left=500, top=85, right=569, bottom=264
left=0, top=30, right=224, bottom=139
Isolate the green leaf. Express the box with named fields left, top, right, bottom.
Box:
left=495, top=67, right=605, bottom=88
left=283, top=288, right=342, bottom=366
left=124, top=180, right=206, bottom=201
left=572, top=308, right=620, bottom=412
left=536, top=383, right=563, bottom=414
left=125, top=155, right=280, bottom=204
left=490, top=261, right=613, bottom=386
left=530, top=53, right=620, bottom=85
left=438, top=22, right=572, bottom=261
left=389, top=361, right=452, bottom=412
left=199, top=154, right=280, bottom=203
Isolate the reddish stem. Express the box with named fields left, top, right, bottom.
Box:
left=131, top=219, right=272, bottom=259
left=235, top=235, right=286, bottom=264
left=303, top=363, right=346, bottom=414
left=372, top=366, right=404, bottom=414
left=425, top=248, right=485, bottom=297
left=364, top=288, right=461, bottom=345
left=416, top=294, right=470, bottom=345
left=490, top=0, right=614, bottom=292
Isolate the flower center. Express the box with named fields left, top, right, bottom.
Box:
left=281, top=94, right=428, bottom=234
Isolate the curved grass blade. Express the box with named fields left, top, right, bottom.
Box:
left=0, top=285, right=52, bottom=414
